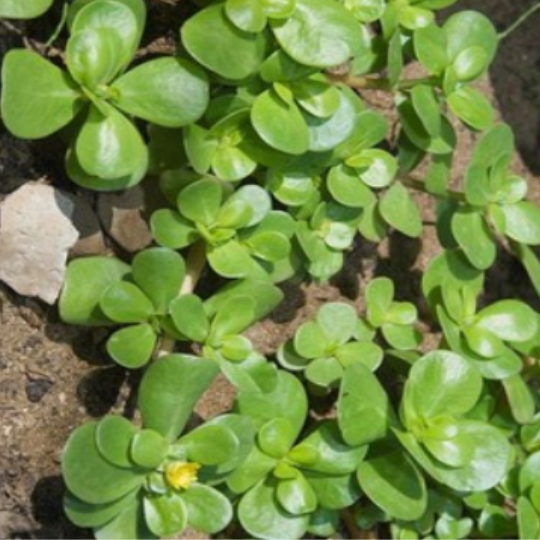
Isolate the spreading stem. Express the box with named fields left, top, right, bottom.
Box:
left=499, top=1, right=540, bottom=40
left=400, top=175, right=465, bottom=202
left=157, top=241, right=207, bottom=357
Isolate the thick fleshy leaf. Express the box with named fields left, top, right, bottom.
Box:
left=247, top=232, right=290, bottom=262
left=451, top=207, right=496, bottom=270
left=144, top=492, right=187, bottom=537
left=517, top=497, right=540, bottom=540
left=413, top=23, right=448, bottom=74
left=64, top=490, right=138, bottom=528
left=303, top=471, right=361, bottom=509
left=501, top=201, right=540, bottom=245
left=150, top=210, right=199, bottom=249
left=239, top=479, right=309, bottom=539
left=208, top=241, right=255, bottom=278
left=453, top=46, right=488, bottom=82
left=317, top=302, right=357, bottom=345
left=475, top=299, right=538, bottom=342
left=270, top=0, right=361, bottom=67
left=305, top=357, right=343, bottom=387
left=502, top=374, right=536, bottom=425
left=100, top=282, right=154, bottom=323
left=63, top=423, right=145, bottom=505
left=138, top=354, right=219, bottom=440
left=75, top=103, right=147, bottom=180
left=305, top=88, right=357, bottom=152
left=70, top=0, right=143, bottom=69
left=181, top=3, right=267, bottom=80
left=327, top=165, right=375, bottom=208
left=379, top=182, right=423, bottom=237
left=130, top=429, right=169, bottom=469
left=258, top=418, right=297, bottom=459
left=107, top=324, right=156, bottom=368
left=177, top=424, right=239, bottom=465
left=59, top=257, right=130, bottom=326
left=210, top=295, right=256, bottom=338
left=349, top=149, right=397, bottom=189
left=225, top=0, right=267, bottom=32
left=227, top=184, right=272, bottom=226
left=404, top=350, right=482, bottom=424
left=178, top=178, right=223, bottom=226
left=338, top=363, right=389, bottom=446
left=234, top=370, right=308, bottom=436
left=113, top=58, right=209, bottom=127
left=447, top=86, right=494, bottom=131
left=411, top=85, right=441, bottom=137
left=95, top=416, right=137, bottom=469
left=169, top=294, right=209, bottom=342
left=182, top=484, right=233, bottom=533
left=66, top=28, right=124, bottom=89
left=293, top=79, right=341, bottom=118
left=251, top=90, right=310, bottom=155
left=301, top=421, right=367, bottom=475
left=0, top=0, right=54, bottom=18
left=1, top=49, right=83, bottom=139
left=132, top=248, right=185, bottom=312
left=357, top=449, right=427, bottom=520
left=95, top=494, right=153, bottom=540
left=277, top=474, right=318, bottom=515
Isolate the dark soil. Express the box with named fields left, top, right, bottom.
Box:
left=1, top=0, right=540, bottom=538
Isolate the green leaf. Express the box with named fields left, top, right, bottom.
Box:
left=0, top=0, right=54, bottom=18
left=70, top=0, right=142, bottom=70
left=100, top=282, right=154, bottom=323
left=411, top=85, right=441, bottom=137
left=210, top=295, right=256, bottom=339
left=404, top=350, right=482, bottom=423
left=95, top=415, right=136, bottom=469
left=176, top=424, right=239, bottom=465
left=293, top=79, right=341, bottom=118
left=169, top=294, right=209, bottom=342
left=235, top=370, right=308, bottom=436
left=453, top=46, right=488, bottom=82
left=436, top=516, right=474, bottom=540
left=150, top=210, right=199, bottom=249
left=270, top=0, right=361, bottom=67
left=1, top=49, right=84, bottom=139
left=444, top=10, right=498, bottom=65
left=258, top=418, right=296, bottom=458
left=64, top=490, right=138, bottom=528
left=66, top=28, right=124, bottom=89
left=132, top=248, right=185, bottom=313
left=178, top=178, right=223, bottom=226
left=59, top=257, right=130, bottom=326
left=317, top=302, right=358, bottom=345
left=300, top=421, right=367, bottom=475
left=113, top=58, right=209, bottom=127
left=277, top=474, right=318, bottom=515
left=305, top=88, right=357, bottom=151
left=225, top=0, right=267, bottom=32
left=350, top=149, right=398, bottom=189
left=294, top=321, right=327, bottom=358
left=305, top=357, right=343, bottom=387
left=357, top=449, right=427, bottom=520
left=336, top=341, right=383, bottom=370
left=338, top=363, right=389, bottom=446
left=517, top=497, right=540, bottom=540
left=366, top=276, right=394, bottom=327
left=62, top=422, right=145, bottom=505
left=447, top=86, right=494, bottom=131
left=500, top=201, right=540, bottom=245
left=207, top=241, right=255, bottom=278
left=227, top=445, right=277, bottom=493
left=138, top=354, right=219, bottom=441
left=251, top=89, right=310, bottom=155
left=95, top=494, right=152, bottom=540
left=75, top=103, right=147, bottom=180
left=130, top=429, right=169, bottom=469
left=181, top=484, right=233, bottom=533
left=181, top=3, right=267, bottom=80
left=380, top=182, right=423, bottom=237
left=303, top=471, right=361, bottom=509
left=239, top=479, right=309, bottom=539
left=398, top=5, right=433, bottom=30
left=246, top=231, right=290, bottom=262
left=451, top=207, right=496, bottom=270
left=144, top=492, right=187, bottom=537
left=475, top=299, right=538, bottom=342
left=327, top=165, right=375, bottom=208
left=107, top=324, right=157, bottom=368
left=413, top=24, right=448, bottom=74
left=344, top=0, right=385, bottom=22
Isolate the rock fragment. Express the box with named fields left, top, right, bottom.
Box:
left=0, top=183, right=79, bottom=304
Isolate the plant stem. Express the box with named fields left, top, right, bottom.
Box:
left=340, top=508, right=377, bottom=539
left=400, top=175, right=465, bottom=202
left=157, top=241, right=207, bottom=357
left=499, top=1, right=540, bottom=40
left=326, top=72, right=438, bottom=93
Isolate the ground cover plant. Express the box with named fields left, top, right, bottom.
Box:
left=2, top=0, right=540, bottom=538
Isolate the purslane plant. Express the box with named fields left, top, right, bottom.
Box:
left=4, top=0, right=540, bottom=538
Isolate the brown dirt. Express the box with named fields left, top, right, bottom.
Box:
left=1, top=0, right=540, bottom=538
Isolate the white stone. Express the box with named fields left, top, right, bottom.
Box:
left=0, top=183, right=79, bottom=304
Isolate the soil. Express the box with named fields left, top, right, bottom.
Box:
left=1, top=0, right=540, bottom=538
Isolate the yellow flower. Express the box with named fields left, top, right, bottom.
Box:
left=165, top=461, right=201, bottom=490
